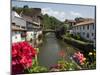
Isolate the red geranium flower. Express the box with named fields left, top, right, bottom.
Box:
left=12, top=41, right=37, bottom=74
left=59, top=50, right=65, bottom=57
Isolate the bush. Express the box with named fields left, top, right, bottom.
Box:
left=50, top=60, right=79, bottom=71
left=73, top=51, right=86, bottom=65
left=28, top=66, right=48, bottom=73
left=62, top=36, right=94, bottom=53
left=82, top=52, right=96, bottom=69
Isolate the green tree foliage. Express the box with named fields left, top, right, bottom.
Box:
left=12, top=6, right=23, bottom=14
left=12, top=5, right=34, bottom=16
left=75, top=17, right=84, bottom=23
left=22, top=5, right=34, bottom=16
left=42, top=14, right=51, bottom=30
left=23, top=5, right=29, bottom=8
left=42, top=14, right=64, bottom=30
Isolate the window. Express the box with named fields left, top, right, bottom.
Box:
left=12, top=23, right=16, bottom=26
left=92, top=24, right=94, bottom=29
left=21, top=26, right=25, bottom=29
left=83, top=32, right=85, bottom=35
left=80, top=26, right=81, bottom=30
left=87, top=33, right=89, bottom=38
left=74, top=27, right=75, bottom=30
left=15, top=32, right=17, bottom=34
left=83, top=25, right=85, bottom=30
left=92, top=33, right=94, bottom=36
left=87, top=25, right=89, bottom=30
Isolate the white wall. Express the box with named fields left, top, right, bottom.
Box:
left=12, top=34, right=22, bottom=43
left=12, top=11, right=26, bottom=27
left=73, top=23, right=95, bottom=42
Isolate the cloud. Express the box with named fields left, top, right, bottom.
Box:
left=42, top=8, right=67, bottom=21
left=42, top=8, right=82, bottom=21
left=70, top=11, right=82, bottom=17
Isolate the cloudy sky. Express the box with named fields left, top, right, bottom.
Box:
left=12, top=0, right=95, bottom=21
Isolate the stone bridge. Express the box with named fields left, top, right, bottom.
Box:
left=43, top=29, right=56, bottom=34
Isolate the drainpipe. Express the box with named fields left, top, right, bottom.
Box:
left=34, top=31, right=37, bottom=48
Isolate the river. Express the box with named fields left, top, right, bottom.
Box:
left=38, top=32, right=78, bottom=68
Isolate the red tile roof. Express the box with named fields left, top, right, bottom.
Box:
left=74, top=19, right=95, bottom=26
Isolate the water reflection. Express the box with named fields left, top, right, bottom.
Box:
left=38, top=32, right=77, bottom=68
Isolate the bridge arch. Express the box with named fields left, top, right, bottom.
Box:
left=43, top=29, right=56, bottom=34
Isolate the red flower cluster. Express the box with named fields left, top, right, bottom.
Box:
left=58, top=50, right=65, bottom=57
left=73, top=51, right=86, bottom=65
left=12, top=41, right=37, bottom=74
left=50, top=64, right=62, bottom=69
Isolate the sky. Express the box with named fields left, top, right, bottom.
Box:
left=12, top=0, right=95, bottom=21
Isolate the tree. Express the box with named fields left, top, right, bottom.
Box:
left=43, top=15, right=63, bottom=30
left=23, top=5, right=29, bottom=8
left=75, top=17, right=84, bottom=23
left=42, top=14, right=51, bottom=30
left=12, top=6, right=17, bottom=11
left=12, top=5, right=35, bottom=16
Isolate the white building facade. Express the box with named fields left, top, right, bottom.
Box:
left=72, top=20, right=95, bottom=42
left=12, top=11, right=26, bottom=43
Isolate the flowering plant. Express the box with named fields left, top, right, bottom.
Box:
left=12, top=41, right=37, bottom=74
left=58, top=50, right=66, bottom=61
left=73, top=51, right=86, bottom=65
left=50, top=60, right=79, bottom=71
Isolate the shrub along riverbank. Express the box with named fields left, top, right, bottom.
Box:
left=62, top=35, right=94, bottom=52
left=56, top=32, right=94, bottom=53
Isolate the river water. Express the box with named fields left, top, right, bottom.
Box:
left=38, top=32, right=78, bottom=68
